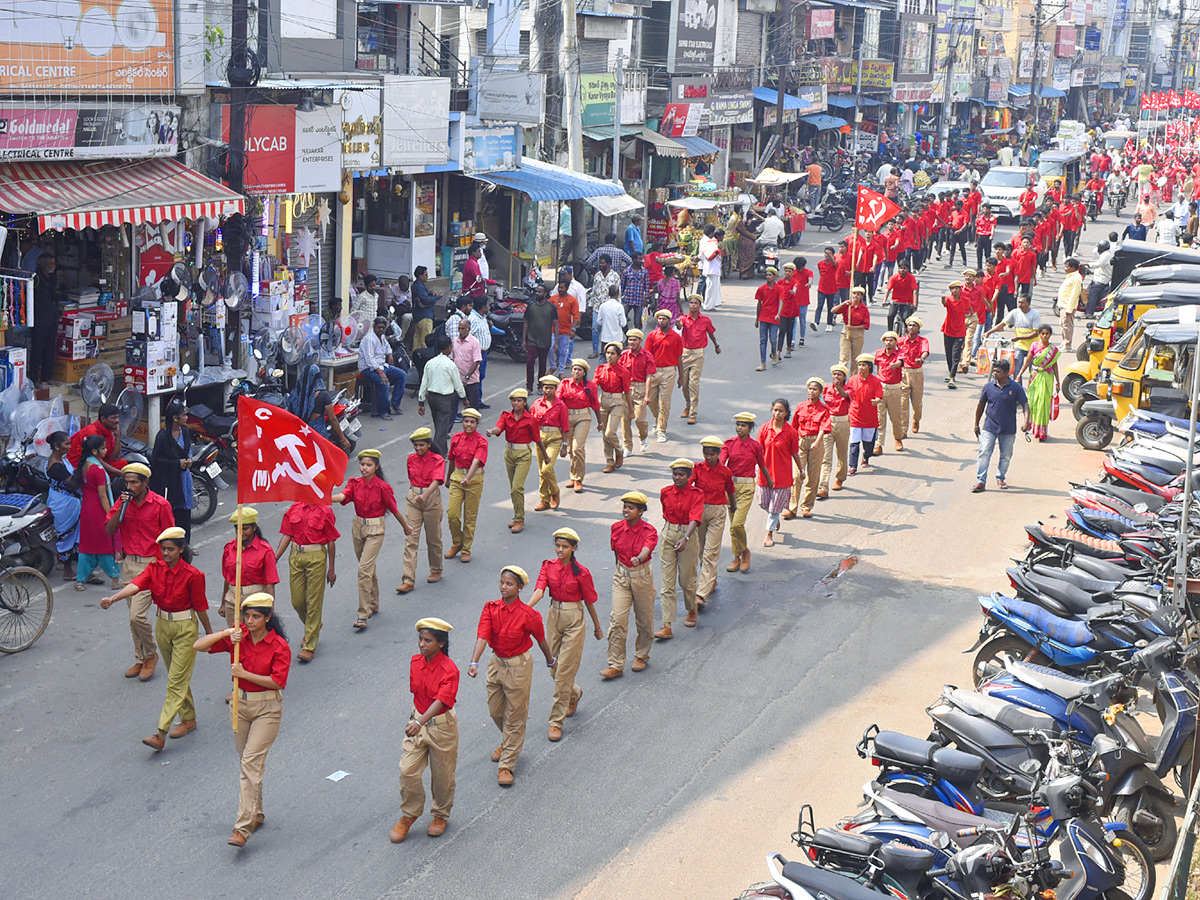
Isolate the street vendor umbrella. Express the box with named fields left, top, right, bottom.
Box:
left=748, top=168, right=808, bottom=186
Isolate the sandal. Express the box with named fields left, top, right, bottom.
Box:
left=74, top=582, right=86, bottom=592
left=353, top=619, right=368, bottom=630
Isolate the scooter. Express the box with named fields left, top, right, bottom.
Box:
left=0, top=492, right=58, bottom=574
left=757, top=242, right=781, bottom=275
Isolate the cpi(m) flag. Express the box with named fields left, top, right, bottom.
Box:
left=237, top=395, right=348, bottom=504
left=855, top=186, right=901, bottom=232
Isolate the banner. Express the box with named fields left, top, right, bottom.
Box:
left=580, top=74, right=617, bottom=128
left=660, top=103, right=702, bottom=137
left=221, top=105, right=341, bottom=195
left=381, top=75, right=450, bottom=167
left=667, top=0, right=717, bottom=72
left=855, top=187, right=900, bottom=233
left=237, top=396, right=348, bottom=505
left=0, top=104, right=178, bottom=162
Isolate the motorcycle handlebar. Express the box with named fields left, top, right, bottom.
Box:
left=955, top=827, right=981, bottom=838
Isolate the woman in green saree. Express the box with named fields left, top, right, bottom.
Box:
left=1018, top=324, right=1060, bottom=441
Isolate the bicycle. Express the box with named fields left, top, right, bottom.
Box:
left=0, top=564, right=54, bottom=653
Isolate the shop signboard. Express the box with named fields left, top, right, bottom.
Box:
left=807, top=8, right=835, bottom=40
left=461, top=127, right=519, bottom=175
left=1053, top=61, right=1071, bottom=91
left=661, top=103, right=702, bottom=137
left=1055, top=25, right=1077, bottom=58
left=892, top=81, right=937, bottom=103
left=1018, top=41, right=1051, bottom=79
left=580, top=74, right=617, bottom=128
left=761, top=85, right=826, bottom=127
left=988, top=79, right=1006, bottom=102
left=0, top=104, right=178, bottom=161
left=1071, top=68, right=1085, bottom=88
left=476, top=71, right=545, bottom=125
left=0, top=0, right=173, bottom=93
left=338, top=89, right=381, bottom=171
left=381, top=75, right=450, bottom=167
left=667, top=0, right=717, bottom=72
left=222, top=105, right=341, bottom=195
left=670, top=76, right=754, bottom=126
left=819, top=59, right=895, bottom=92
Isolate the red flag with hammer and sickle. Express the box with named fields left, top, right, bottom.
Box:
left=855, top=186, right=901, bottom=233
left=237, top=395, right=348, bottom=504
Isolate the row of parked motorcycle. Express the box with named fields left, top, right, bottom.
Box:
left=739, top=409, right=1198, bottom=899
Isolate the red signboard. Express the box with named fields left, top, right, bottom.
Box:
left=660, top=104, right=702, bottom=138
left=807, top=9, right=835, bottom=41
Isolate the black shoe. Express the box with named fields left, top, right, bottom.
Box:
left=478, top=402, right=491, bottom=410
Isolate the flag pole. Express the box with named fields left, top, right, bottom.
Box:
left=231, top=503, right=244, bottom=731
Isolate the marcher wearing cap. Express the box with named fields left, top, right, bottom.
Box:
left=619, top=328, right=657, bottom=454
left=467, top=567, right=554, bottom=786
left=529, top=527, right=602, bottom=740
left=821, top=365, right=852, bottom=493
left=396, top=428, right=446, bottom=593
left=897, top=316, right=930, bottom=434
left=654, top=459, right=704, bottom=638
left=595, top=342, right=632, bottom=472
left=445, top=409, right=487, bottom=564
left=555, top=360, right=601, bottom=493
left=721, top=412, right=771, bottom=573
left=487, top=389, right=545, bottom=530
left=274, top=499, right=340, bottom=663
left=677, top=293, right=721, bottom=425
left=785, top=379, right=832, bottom=519
left=691, top=437, right=736, bottom=606
left=100, top=525, right=212, bottom=751
left=831, top=286, right=871, bottom=370
left=757, top=399, right=803, bottom=546
left=602, top=492, right=659, bottom=679
left=531, top=375, right=569, bottom=510
left=219, top=507, right=279, bottom=628
left=645, top=309, right=683, bottom=442
left=105, top=460, right=178, bottom=680
left=874, top=330, right=907, bottom=453
left=390, top=617, right=459, bottom=841
left=846, top=354, right=885, bottom=475
left=193, top=591, right=290, bottom=847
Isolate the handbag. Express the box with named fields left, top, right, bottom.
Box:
left=1052, top=390, right=1061, bottom=421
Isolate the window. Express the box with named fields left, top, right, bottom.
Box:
left=898, top=19, right=932, bottom=76
left=1117, top=332, right=1148, bottom=370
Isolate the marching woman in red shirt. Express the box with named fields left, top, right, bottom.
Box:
left=532, top=375, right=570, bottom=509
left=755, top=267, right=783, bottom=370
left=193, top=591, right=289, bottom=847
left=387, top=617, right=459, bottom=842
left=594, top=342, right=632, bottom=472
left=757, top=399, right=803, bottom=547
left=487, top=389, right=545, bottom=529
left=395, top=427, right=446, bottom=594
left=831, top=286, right=871, bottom=369
left=444, top=408, right=487, bottom=563
left=846, top=354, right=885, bottom=475
left=556, top=360, right=602, bottom=493
left=822, top=365, right=852, bottom=493
left=219, top=507, right=279, bottom=626
left=468, top=566, right=554, bottom=787
left=274, top=501, right=339, bottom=662
left=720, top=412, right=771, bottom=573
left=602, top=491, right=659, bottom=679
left=529, top=527, right=602, bottom=740
left=941, top=281, right=970, bottom=388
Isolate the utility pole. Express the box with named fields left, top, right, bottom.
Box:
left=1147, top=0, right=1161, bottom=102
left=853, top=29, right=864, bottom=158
left=1030, top=0, right=1043, bottom=150
left=225, top=0, right=250, bottom=361
left=776, top=63, right=786, bottom=158
left=612, top=53, right=622, bottom=185
left=563, top=0, right=585, bottom=262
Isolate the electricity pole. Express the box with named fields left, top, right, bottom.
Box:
left=1030, top=0, right=1043, bottom=148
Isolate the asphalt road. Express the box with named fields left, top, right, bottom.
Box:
left=1, top=204, right=1135, bottom=900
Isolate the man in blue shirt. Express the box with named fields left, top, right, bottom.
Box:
left=1122, top=213, right=1148, bottom=243
left=972, top=358, right=1030, bottom=492
left=624, top=215, right=644, bottom=256
left=411, top=265, right=441, bottom=351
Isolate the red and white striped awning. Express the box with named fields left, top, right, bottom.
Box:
left=0, top=158, right=245, bottom=232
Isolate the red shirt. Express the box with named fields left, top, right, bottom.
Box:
left=645, top=329, right=683, bottom=367
left=950, top=210, right=968, bottom=230
left=847, top=236, right=874, bottom=273
left=531, top=396, right=570, bottom=430
left=535, top=557, right=598, bottom=605
left=690, top=461, right=735, bottom=504
left=408, top=650, right=459, bottom=713
left=888, top=272, right=918, bottom=304
left=494, top=409, right=543, bottom=442
left=221, top=535, right=280, bottom=586
left=823, top=383, right=851, bottom=416
left=961, top=284, right=986, bottom=318
left=279, top=502, right=340, bottom=546
left=595, top=363, right=631, bottom=394
left=874, top=348, right=904, bottom=385
left=835, top=251, right=852, bottom=289
left=897, top=334, right=930, bottom=368
left=618, top=347, right=657, bottom=383
left=996, top=256, right=1017, bottom=292
left=68, top=420, right=119, bottom=468
left=976, top=214, right=996, bottom=237
left=340, top=476, right=400, bottom=519
left=678, top=312, right=716, bottom=349
left=477, top=597, right=545, bottom=658
left=756, top=422, right=799, bottom=488
left=448, top=431, right=488, bottom=470
left=643, top=251, right=666, bottom=283
left=941, top=295, right=970, bottom=337
left=756, top=283, right=782, bottom=324
left=839, top=302, right=871, bottom=328
left=980, top=274, right=1001, bottom=310
left=209, top=624, right=292, bottom=693
left=817, top=259, right=838, bottom=294
left=792, top=399, right=832, bottom=435
left=900, top=217, right=919, bottom=251
left=610, top=518, right=658, bottom=567
left=660, top=482, right=704, bottom=525
left=847, top=373, right=883, bottom=428
left=886, top=231, right=904, bottom=262
left=131, top=558, right=208, bottom=613
left=1011, top=248, right=1037, bottom=284
left=720, top=435, right=766, bottom=478
left=791, top=268, right=813, bottom=309
left=107, top=489, right=175, bottom=559
left=1019, top=189, right=1038, bottom=215
left=869, top=234, right=889, bottom=270
left=408, top=450, right=447, bottom=487
left=555, top=379, right=600, bottom=412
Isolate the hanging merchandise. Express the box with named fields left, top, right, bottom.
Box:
left=0, top=273, right=31, bottom=329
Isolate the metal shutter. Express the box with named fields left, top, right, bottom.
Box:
left=578, top=38, right=611, bottom=73
left=735, top=11, right=761, bottom=67
left=286, top=194, right=336, bottom=318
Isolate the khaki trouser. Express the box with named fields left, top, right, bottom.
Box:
left=566, top=409, right=591, bottom=484
left=403, top=488, right=444, bottom=584
left=222, top=582, right=269, bottom=627
left=821, top=416, right=850, bottom=490
left=504, top=445, right=533, bottom=520
left=962, top=313, right=980, bottom=371
left=156, top=614, right=198, bottom=732
left=121, top=554, right=157, bottom=662
left=538, top=428, right=562, bottom=502
left=233, top=692, right=282, bottom=836
left=789, top=433, right=824, bottom=514
left=623, top=381, right=650, bottom=450
left=839, top=325, right=865, bottom=368
left=598, top=392, right=627, bottom=465
left=878, top=382, right=905, bottom=445
left=729, top=478, right=756, bottom=558
left=399, top=707, right=458, bottom=819
left=659, top=521, right=699, bottom=626
left=289, top=546, right=327, bottom=654
left=647, top=365, right=676, bottom=435
left=487, top=650, right=532, bottom=771
left=679, top=348, right=705, bottom=417
left=352, top=515, right=385, bottom=619
left=697, top=503, right=727, bottom=599
left=1060, top=310, right=1075, bottom=352
left=412, top=318, right=434, bottom=354
left=901, top=367, right=925, bottom=429
left=447, top=467, right=483, bottom=552
left=608, top=563, right=655, bottom=670
left=546, top=600, right=585, bottom=728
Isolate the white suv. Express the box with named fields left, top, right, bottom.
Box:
left=979, top=166, right=1042, bottom=220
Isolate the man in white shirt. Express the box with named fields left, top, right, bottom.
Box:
left=1056, top=258, right=1084, bottom=352
left=700, top=227, right=724, bottom=311
left=756, top=213, right=786, bottom=247
left=352, top=274, right=383, bottom=322
left=996, top=144, right=1014, bottom=166
left=595, top=284, right=627, bottom=347
left=358, top=315, right=407, bottom=419
left=1086, top=240, right=1114, bottom=316
left=473, top=233, right=492, bottom=282
left=588, top=256, right=622, bottom=357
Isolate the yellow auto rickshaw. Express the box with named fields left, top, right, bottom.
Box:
left=1037, top=150, right=1086, bottom=197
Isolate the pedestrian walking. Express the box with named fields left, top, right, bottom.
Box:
left=813, top=247, right=839, bottom=332
left=786, top=378, right=832, bottom=519
left=645, top=309, right=682, bottom=442
left=550, top=274, right=581, bottom=376
left=532, top=375, right=568, bottom=511
left=489, top=389, right=545, bottom=529
left=219, top=508, right=279, bottom=627
left=942, top=282, right=969, bottom=389
left=523, top=283, right=558, bottom=392
left=1016, top=324, right=1060, bottom=442
left=897, top=317, right=930, bottom=434
left=333, top=449, right=411, bottom=629
left=846, top=355, right=885, bottom=475
left=394, top=428, right=446, bottom=594
left=417, top=335, right=466, bottom=457
left=884, top=260, right=919, bottom=334
left=555, top=362, right=600, bottom=494
left=529, top=528, right=602, bottom=741
left=984, top=294, right=1043, bottom=385
left=193, top=592, right=288, bottom=847
left=655, top=459, right=703, bottom=639
left=874, top=332, right=906, bottom=452
left=654, top=265, right=682, bottom=323
left=595, top=342, right=631, bottom=473
left=975, top=204, right=997, bottom=270
left=274, top=501, right=339, bottom=663
left=832, top=287, right=871, bottom=369
left=445, top=409, right=486, bottom=564
left=677, top=294, right=720, bottom=423
left=389, top=617, right=459, bottom=842
left=821, top=366, right=851, bottom=492
left=1056, top=257, right=1084, bottom=352
left=721, top=412, right=770, bottom=574
left=972, top=359, right=1031, bottom=491
left=619, top=329, right=657, bottom=454
left=451, top=316, right=483, bottom=411
left=600, top=492, right=658, bottom=680
left=691, top=437, right=735, bottom=606
left=755, top=269, right=782, bottom=371
left=757, top=399, right=802, bottom=547
left=75, top=434, right=120, bottom=591
left=588, top=257, right=622, bottom=358
left=621, top=251, right=650, bottom=330
left=100, top=526, right=212, bottom=750
left=959, top=270, right=987, bottom=375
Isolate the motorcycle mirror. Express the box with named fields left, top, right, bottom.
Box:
left=182, top=363, right=191, bottom=376
left=929, top=831, right=951, bottom=850
left=1019, top=758, right=1041, bottom=776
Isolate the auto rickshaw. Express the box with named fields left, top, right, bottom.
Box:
left=1037, top=150, right=1086, bottom=197
left=1111, top=239, right=1200, bottom=286
left=1075, top=321, right=1196, bottom=450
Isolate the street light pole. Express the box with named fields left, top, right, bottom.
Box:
left=1031, top=0, right=1043, bottom=149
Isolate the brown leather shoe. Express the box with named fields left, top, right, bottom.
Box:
left=396, top=582, right=415, bottom=594
left=726, top=558, right=741, bottom=572
left=125, top=661, right=143, bottom=678
left=564, top=480, right=576, bottom=490
left=498, top=768, right=514, bottom=787
left=169, top=719, right=197, bottom=739
left=740, top=550, right=751, bottom=573
left=228, top=830, right=247, bottom=847
left=460, top=552, right=471, bottom=564
left=142, top=732, right=166, bottom=751
left=631, top=658, right=647, bottom=672
left=684, top=610, right=698, bottom=627
left=248, top=813, right=265, bottom=833
left=444, top=545, right=461, bottom=559
left=427, top=571, right=442, bottom=583
left=894, top=440, right=904, bottom=451
left=573, top=482, right=583, bottom=493
left=298, top=649, right=314, bottom=663
left=654, top=625, right=673, bottom=641
left=534, top=502, right=550, bottom=511
left=566, top=689, right=582, bottom=717
left=680, top=409, right=690, bottom=419
left=390, top=815, right=418, bottom=843
left=511, top=521, right=524, bottom=533
left=550, top=494, right=560, bottom=509
left=490, top=745, right=502, bottom=762
left=138, top=655, right=158, bottom=681
left=802, top=509, right=813, bottom=518
left=696, top=596, right=706, bottom=610
left=817, top=489, right=829, bottom=499
left=600, top=667, right=623, bottom=680
left=426, top=816, right=448, bottom=837
left=782, top=509, right=796, bottom=520
left=688, top=416, right=697, bottom=425
left=548, top=725, right=563, bottom=741
left=912, top=420, right=920, bottom=433
left=602, top=464, right=616, bottom=473
left=833, top=480, right=844, bottom=491
left=614, top=454, right=623, bottom=469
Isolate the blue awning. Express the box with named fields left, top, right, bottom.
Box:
left=1008, top=83, right=1067, bottom=99
left=800, top=113, right=849, bottom=131
left=674, top=135, right=720, bottom=157
left=469, top=157, right=626, bottom=201
left=826, top=94, right=884, bottom=109
left=971, top=97, right=1010, bottom=108
left=1100, top=81, right=1120, bottom=89
left=754, top=86, right=807, bottom=110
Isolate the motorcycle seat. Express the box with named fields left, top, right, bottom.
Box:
left=782, top=858, right=899, bottom=900
left=948, top=688, right=1061, bottom=735
left=1079, top=481, right=1167, bottom=512
left=873, top=731, right=937, bottom=768
left=203, top=414, right=237, bottom=436
left=931, top=746, right=985, bottom=787
left=1117, top=450, right=1186, bottom=477
left=878, top=842, right=936, bottom=876
left=1068, top=555, right=1145, bottom=582
left=875, top=787, right=994, bottom=847
left=1030, top=563, right=1120, bottom=596
left=1005, top=661, right=1092, bottom=701
left=1017, top=569, right=1095, bottom=614
left=1035, top=525, right=1124, bottom=558
left=812, top=827, right=882, bottom=857
left=1110, top=459, right=1175, bottom=486
left=994, top=595, right=1094, bottom=647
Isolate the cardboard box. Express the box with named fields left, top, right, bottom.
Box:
left=58, top=313, right=94, bottom=339
left=123, top=364, right=177, bottom=394
left=55, top=337, right=99, bottom=360
left=51, top=356, right=96, bottom=383
left=0, top=347, right=27, bottom=391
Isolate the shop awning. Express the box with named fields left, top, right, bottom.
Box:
left=0, top=158, right=245, bottom=232
left=971, top=97, right=1010, bottom=108
left=825, top=94, right=884, bottom=109
left=581, top=124, right=641, bottom=142
left=674, top=135, right=721, bottom=157
left=470, top=157, right=628, bottom=202
left=1100, top=81, right=1120, bottom=89
left=585, top=193, right=645, bottom=216
left=1008, top=83, right=1067, bottom=100
left=753, top=87, right=808, bottom=110
left=800, top=114, right=849, bottom=131
left=637, top=127, right=688, bottom=157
